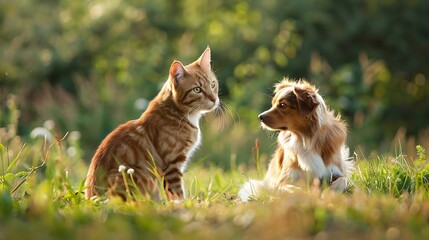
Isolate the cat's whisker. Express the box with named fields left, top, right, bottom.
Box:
left=214, top=103, right=227, bottom=131
left=220, top=100, right=240, bottom=133
left=213, top=67, right=222, bottom=74
left=221, top=102, right=232, bottom=131
left=224, top=100, right=239, bottom=121
left=206, top=100, right=228, bottom=132
left=178, top=113, right=187, bottom=130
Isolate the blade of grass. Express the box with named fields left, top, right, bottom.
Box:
left=6, top=143, right=26, bottom=172
left=11, top=132, right=68, bottom=195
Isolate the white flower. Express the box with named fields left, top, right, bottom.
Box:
left=69, top=131, right=81, bottom=141
left=67, top=147, right=77, bottom=157
left=127, top=168, right=135, bottom=175
left=43, top=120, right=55, bottom=130
left=30, top=127, right=53, bottom=142
left=118, top=165, right=126, bottom=173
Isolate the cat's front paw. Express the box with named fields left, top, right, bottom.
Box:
left=171, top=199, right=185, bottom=205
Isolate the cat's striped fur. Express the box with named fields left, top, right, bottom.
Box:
left=85, top=47, right=219, bottom=201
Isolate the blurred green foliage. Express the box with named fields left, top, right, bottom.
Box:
left=1, top=0, right=429, bottom=166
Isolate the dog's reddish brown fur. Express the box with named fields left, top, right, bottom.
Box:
left=239, top=78, right=354, bottom=201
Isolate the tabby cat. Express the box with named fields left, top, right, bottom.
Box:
left=85, top=47, right=219, bottom=201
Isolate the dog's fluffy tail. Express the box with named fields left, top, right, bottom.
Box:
left=238, top=179, right=265, bottom=202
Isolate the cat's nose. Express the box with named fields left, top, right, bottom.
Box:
left=208, top=95, right=217, bottom=104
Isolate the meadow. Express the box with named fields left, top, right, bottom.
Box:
left=1, top=107, right=429, bottom=240
left=2, top=1, right=429, bottom=239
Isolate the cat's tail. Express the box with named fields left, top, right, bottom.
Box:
left=84, top=168, right=98, bottom=199
left=237, top=179, right=265, bottom=202
left=84, top=178, right=95, bottom=199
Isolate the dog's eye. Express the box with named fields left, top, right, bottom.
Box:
left=193, top=87, right=202, bottom=93
left=279, top=103, right=287, bottom=109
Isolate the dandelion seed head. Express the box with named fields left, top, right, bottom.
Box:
left=43, top=120, right=55, bottom=130
left=67, top=146, right=77, bottom=157
left=69, top=131, right=81, bottom=141
left=127, top=168, right=135, bottom=175
left=118, top=165, right=126, bottom=172
left=30, top=127, right=53, bottom=142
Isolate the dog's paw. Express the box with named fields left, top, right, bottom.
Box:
left=171, top=199, right=185, bottom=205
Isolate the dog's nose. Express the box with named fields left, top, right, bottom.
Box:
left=258, top=114, right=264, bottom=122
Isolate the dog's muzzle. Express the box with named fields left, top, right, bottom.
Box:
left=258, top=113, right=266, bottom=122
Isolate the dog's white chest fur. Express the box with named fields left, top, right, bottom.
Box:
left=281, top=134, right=343, bottom=181
left=296, top=150, right=326, bottom=179
left=292, top=137, right=325, bottom=177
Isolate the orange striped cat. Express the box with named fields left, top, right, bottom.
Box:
left=85, top=47, right=219, bottom=201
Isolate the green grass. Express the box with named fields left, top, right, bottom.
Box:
left=2, top=126, right=429, bottom=239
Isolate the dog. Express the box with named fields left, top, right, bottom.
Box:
left=239, top=78, right=354, bottom=201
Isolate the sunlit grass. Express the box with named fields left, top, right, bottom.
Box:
left=2, top=111, right=429, bottom=239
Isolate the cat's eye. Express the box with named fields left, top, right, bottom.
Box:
left=211, top=81, right=216, bottom=89
left=193, top=87, right=202, bottom=93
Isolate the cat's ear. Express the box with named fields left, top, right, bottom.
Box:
left=169, top=60, right=186, bottom=88
left=198, top=46, right=211, bottom=71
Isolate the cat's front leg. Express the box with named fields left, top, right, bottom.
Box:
left=165, top=179, right=185, bottom=203
left=163, top=165, right=186, bottom=201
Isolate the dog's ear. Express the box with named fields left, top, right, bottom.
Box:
left=274, top=79, right=295, bottom=94
left=293, top=87, right=319, bottom=116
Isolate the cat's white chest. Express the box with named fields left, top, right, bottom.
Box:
left=188, top=112, right=201, bottom=128
left=188, top=113, right=202, bottom=155
left=190, top=129, right=201, bottom=156
left=182, top=113, right=202, bottom=171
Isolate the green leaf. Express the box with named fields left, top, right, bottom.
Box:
left=3, top=173, right=16, bottom=184
left=78, top=177, right=87, bottom=192
left=1, top=173, right=15, bottom=190
left=15, top=171, right=30, bottom=178
left=12, top=181, right=31, bottom=198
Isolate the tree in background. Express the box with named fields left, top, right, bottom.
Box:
left=1, top=0, right=428, bottom=165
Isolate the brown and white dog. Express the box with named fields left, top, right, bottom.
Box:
left=239, top=78, right=354, bottom=201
